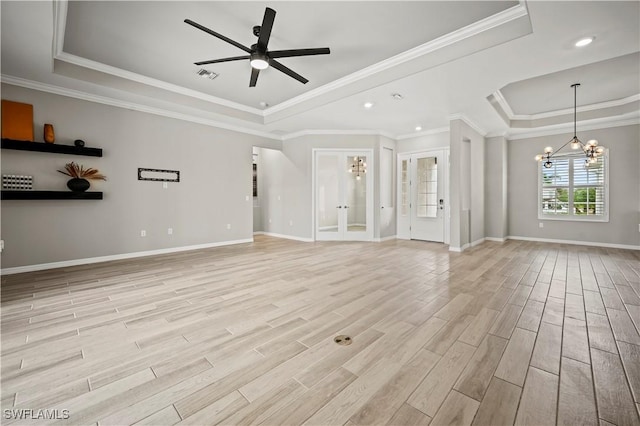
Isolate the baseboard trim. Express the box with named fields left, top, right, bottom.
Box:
left=254, top=232, right=314, bottom=243
left=471, top=238, right=486, bottom=247
left=449, top=246, right=463, bottom=252
left=485, top=237, right=507, bottom=242
left=1, top=238, right=254, bottom=275
left=373, top=235, right=397, bottom=242
left=507, top=235, right=640, bottom=250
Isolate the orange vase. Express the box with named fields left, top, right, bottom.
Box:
left=44, top=124, right=55, bottom=144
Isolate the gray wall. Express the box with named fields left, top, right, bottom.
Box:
left=378, top=135, right=397, bottom=239
left=1, top=84, right=279, bottom=268
left=485, top=136, right=508, bottom=240
left=450, top=119, right=485, bottom=249
left=274, top=134, right=395, bottom=240
left=507, top=124, right=639, bottom=246
left=397, top=131, right=449, bottom=153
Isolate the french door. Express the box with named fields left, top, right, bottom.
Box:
left=314, top=150, right=373, bottom=241
left=397, top=150, right=448, bottom=243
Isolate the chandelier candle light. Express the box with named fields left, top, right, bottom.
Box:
left=348, top=156, right=367, bottom=180
left=535, top=83, right=606, bottom=168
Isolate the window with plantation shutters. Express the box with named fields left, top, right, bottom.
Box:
left=538, top=153, right=608, bottom=221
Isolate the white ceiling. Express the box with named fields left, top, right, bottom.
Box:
left=1, top=1, right=639, bottom=139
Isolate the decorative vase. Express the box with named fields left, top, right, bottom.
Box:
left=74, top=139, right=85, bottom=147
left=44, top=124, right=55, bottom=143
left=67, top=178, right=90, bottom=192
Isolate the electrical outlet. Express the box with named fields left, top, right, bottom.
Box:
left=245, top=195, right=250, bottom=201
left=277, top=195, right=281, bottom=201
left=226, top=224, right=231, bottom=230
left=0, top=240, right=4, bottom=252
left=140, top=230, right=146, bottom=237
left=268, top=218, right=272, bottom=224
left=289, top=220, right=293, bottom=227
left=167, top=228, right=173, bottom=235
left=539, top=223, right=544, bottom=228
left=163, top=182, right=168, bottom=189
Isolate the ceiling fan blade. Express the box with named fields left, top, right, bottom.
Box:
left=249, top=67, right=260, bottom=87
left=257, top=7, right=276, bottom=52
left=184, top=19, right=252, bottom=53
left=268, top=48, right=330, bottom=59
left=269, top=59, right=308, bottom=84
left=194, top=55, right=249, bottom=66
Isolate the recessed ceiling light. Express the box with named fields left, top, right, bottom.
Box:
left=392, top=93, right=404, bottom=100
left=196, top=68, right=218, bottom=80
left=363, top=102, right=374, bottom=109
left=575, top=37, right=594, bottom=47
left=415, top=126, right=422, bottom=131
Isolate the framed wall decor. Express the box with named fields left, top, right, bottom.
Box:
left=137, top=168, right=180, bottom=182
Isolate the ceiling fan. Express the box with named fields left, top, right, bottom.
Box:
left=185, top=7, right=330, bottom=87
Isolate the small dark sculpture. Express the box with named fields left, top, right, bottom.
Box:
left=74, top=139, right=85, bottom=147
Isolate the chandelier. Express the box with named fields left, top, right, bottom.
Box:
left=348, top=156, right=366, bottom=180
left=535, top=83, right=606, bottom=168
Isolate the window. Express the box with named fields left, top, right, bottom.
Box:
left=539, top=153, right=608, bottom=221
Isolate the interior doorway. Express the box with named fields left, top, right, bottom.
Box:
left=314, top=149, right=374, bottom=241
left=397, top=149, right=449, bottom=243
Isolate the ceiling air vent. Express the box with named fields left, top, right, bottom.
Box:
left=196, top=69, right=218, bottom=80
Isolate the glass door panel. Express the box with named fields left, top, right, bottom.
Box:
left=346, top=156, right=367, bottom=234
left=316, top=154, right=340, bottom=238
left=315, top=151, right=373, bottom=241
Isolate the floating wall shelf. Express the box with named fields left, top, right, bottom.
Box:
left=1, top=139, right=103, bottom=157
left=1, top=191, right=103, bottom=200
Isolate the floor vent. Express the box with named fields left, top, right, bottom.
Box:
left=334, top=335, right=352, bottom=346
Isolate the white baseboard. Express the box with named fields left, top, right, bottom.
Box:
left=1, top=238, right=254, bottom=275
left=507, top=235, right=640, bottom=250
left=373, top=235, right=397, bottom=242
left=449, top=237, right=484, bottom=253
left=471, top=238, right=486, bottom=247
left=254, top=232, right=314, bottom=243
left=485, top=237, right=507, bottom=242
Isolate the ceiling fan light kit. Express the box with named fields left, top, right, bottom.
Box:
left=535, top=83, right=607, bottom=168
left=185, top=7, right=330, bottom=87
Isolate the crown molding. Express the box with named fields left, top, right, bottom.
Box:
left=448, top=113, right=487, bottom=136
left=264, top=2, right=529, bottom=117
left=504, top=113, right=640, bottom=140
left=396, top=126, right=449, bottom=140
left=53, top=0, right=266, bottom=117
left=492, top=89, right=640, bottom=120
left=54, top=52, right=265, bottom=117
left=52, top=0, right=68, bottom=58
left=1, top=75, right=280, bottom=140
left=281, top=129, right=395, bottom=141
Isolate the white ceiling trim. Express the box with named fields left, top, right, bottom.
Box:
left=493, top=88, right=640, bottom=120
left=396, top=127, right=449, bottom=140
left=502, top=112, right=640, bottom=140
left=264, top=2, right=528, bottom=117
left=1, top=75, right=280, bottom=140
left=448, top=113, right=487, bottom=136
left=52, top=52, right=264, bottom=117
left=281, top=129, right=395, bottom=141
left=52, top=1, right=262, bottom=117
left=52, top=0, right=67, bottom=59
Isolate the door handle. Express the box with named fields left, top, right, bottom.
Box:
left=439, top=199, right=444, bottom=210
left=344, top=205, right=349, bottom=209
left=336, top=206, right=342, bottom=209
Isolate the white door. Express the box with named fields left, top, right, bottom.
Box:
left=397, top=150, right=447, bottom=243
left=315, top=150, right=373, bottom=241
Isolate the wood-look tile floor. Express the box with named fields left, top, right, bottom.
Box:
left=2, top=235, right=640, bottom=425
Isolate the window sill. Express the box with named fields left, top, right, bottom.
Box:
left=538, top=215, right=609, bottom=223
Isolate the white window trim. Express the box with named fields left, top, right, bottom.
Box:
left=537, top=151, right=609, bottom=222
